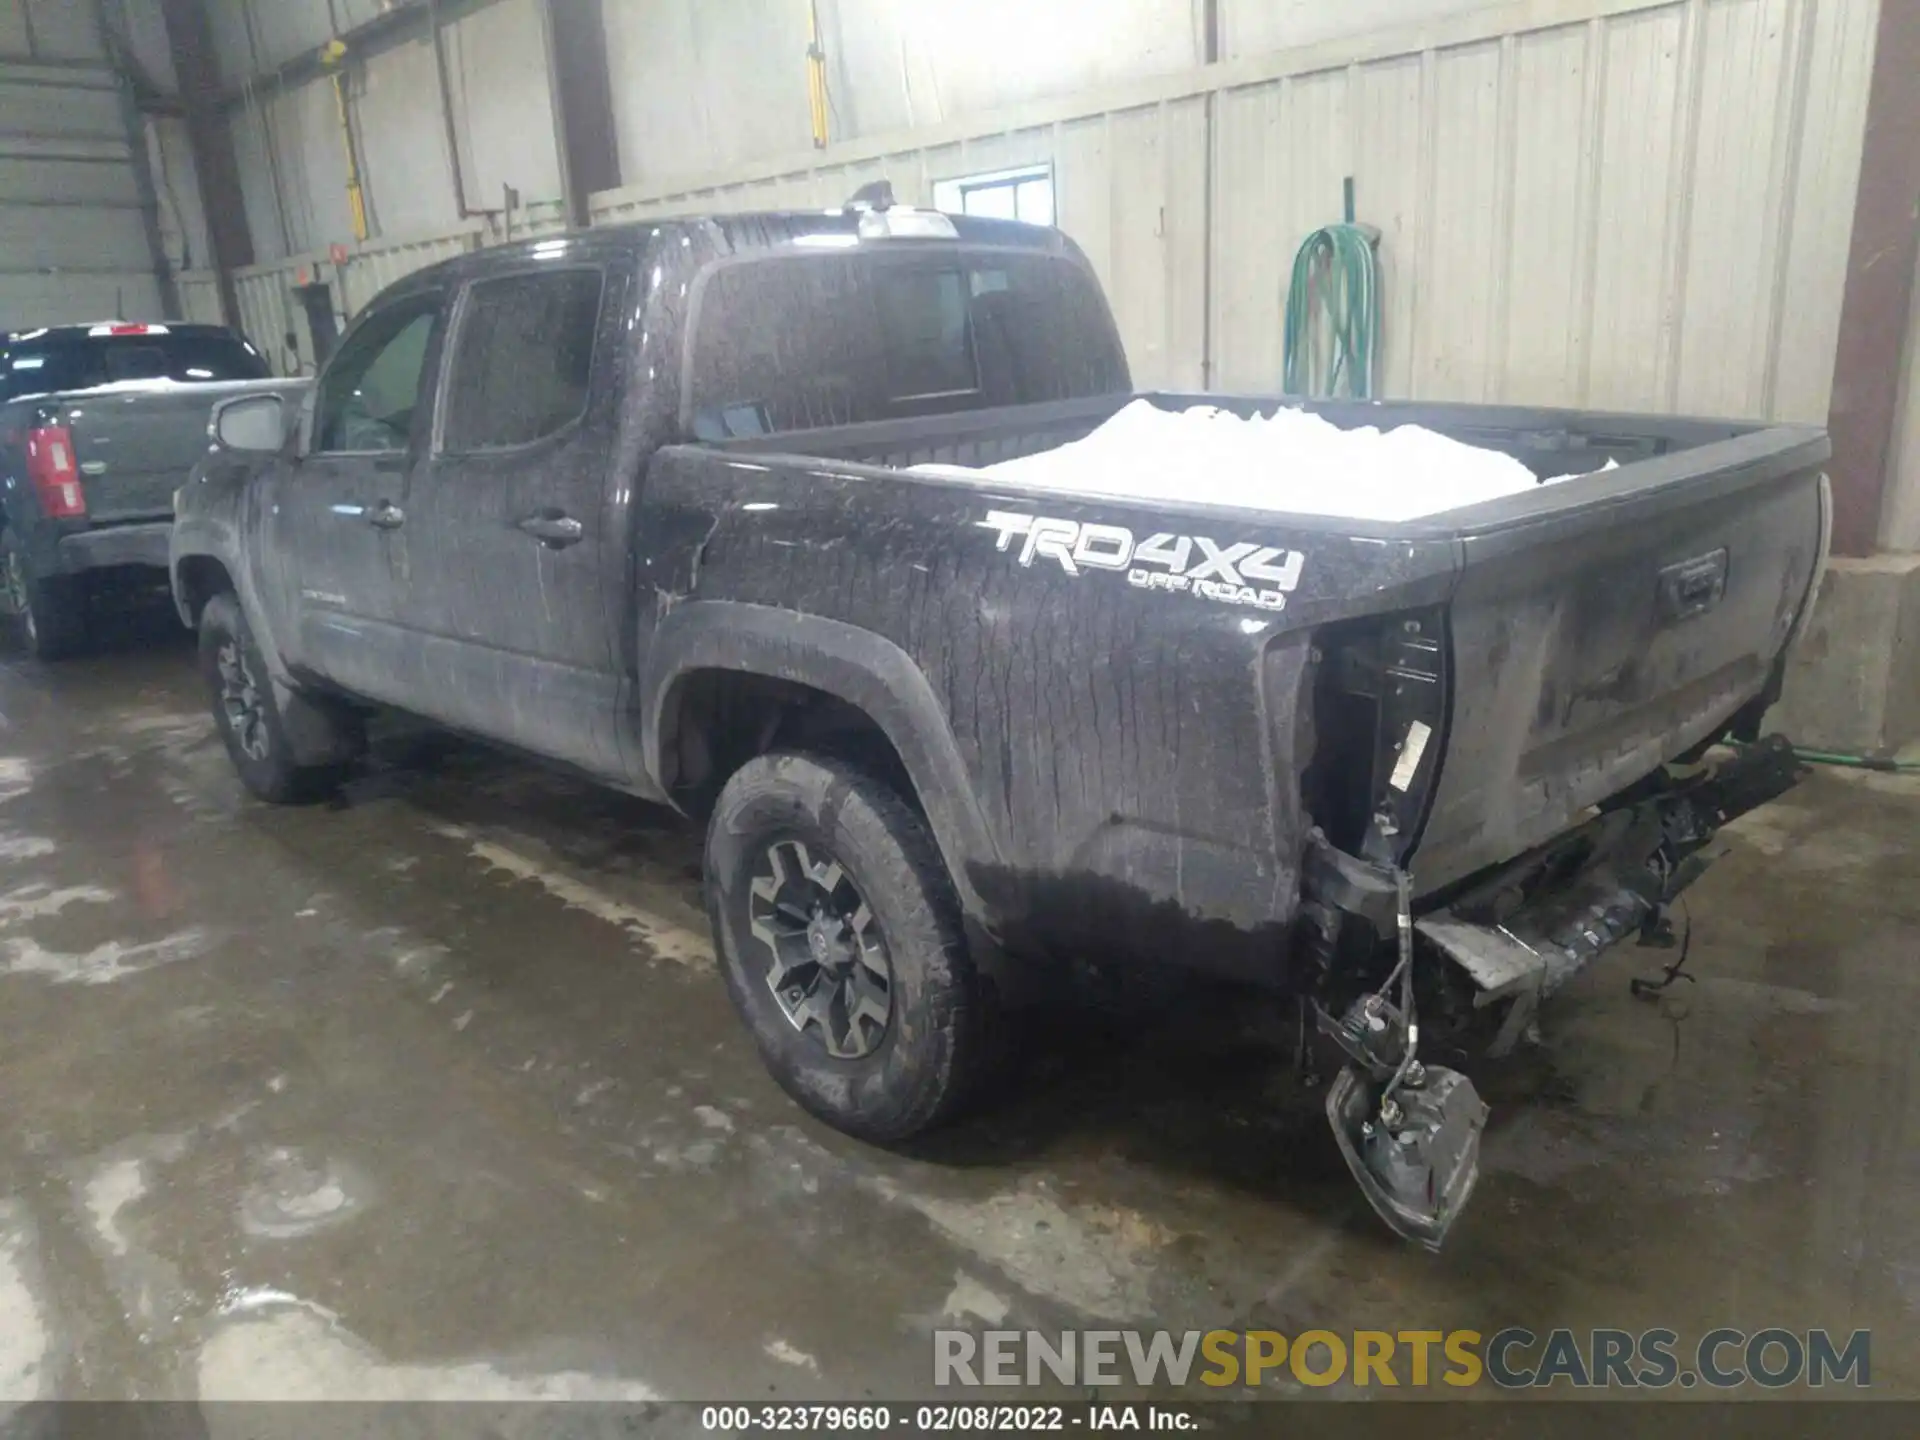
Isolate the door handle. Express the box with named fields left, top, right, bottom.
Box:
left=367, top=501, right=405, bottom=530
left=517, top=512, right=584, bottom=548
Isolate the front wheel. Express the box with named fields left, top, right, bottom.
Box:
left=705, top=750, right=995, bottom=1141
left=199, top=592, right=342, bottom=803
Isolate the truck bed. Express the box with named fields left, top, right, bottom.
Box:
left=723, top=390, right=1777, bottom=498
left=704, top=392, right=1829, bottom=897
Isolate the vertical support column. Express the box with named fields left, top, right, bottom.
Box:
left=1826, top=0, right=1920, bottom=557
left=96, top=0, right=180, bottom=318
left=538, top=0, right=622, bottom=230
left=159, top=0, right=254, bottom=328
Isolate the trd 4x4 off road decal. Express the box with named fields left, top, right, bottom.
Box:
left=978, top=509, right=1306, bottom=613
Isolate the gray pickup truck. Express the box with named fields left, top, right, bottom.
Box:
left=170, top=206, right=1826, bottom=1246
left=0, top=321, right=293, bottom=657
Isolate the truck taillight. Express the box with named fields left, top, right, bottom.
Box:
left=26, top=425, right=85, bottom=518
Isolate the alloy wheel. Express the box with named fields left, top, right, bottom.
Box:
left=216, top=638, right=270, bottom=762
left=748, top=838, right=893, bottom=1059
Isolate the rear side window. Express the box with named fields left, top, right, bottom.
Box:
left=685, top=250, right=1127, bottom=439
left=441, top=269, right=604, bottom=452
left=1, top=332, right=268, bottom=400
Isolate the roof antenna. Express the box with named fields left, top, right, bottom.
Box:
left=115, top=284, right=125, bottom=321
left=843, top=179, right=893, bottom=213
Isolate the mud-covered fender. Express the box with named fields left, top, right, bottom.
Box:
left=172, top=467, right=352, bottom=768
left=641, top=601, right=1003, bottom=918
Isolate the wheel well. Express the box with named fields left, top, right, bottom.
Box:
left=661, top=669, right=918, bottom=820
left=175, top=555, right=234, bottom=624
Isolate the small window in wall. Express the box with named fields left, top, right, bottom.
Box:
left=932, top=165, right=1055, bottom=227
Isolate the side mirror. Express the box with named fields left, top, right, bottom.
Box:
left=210, top=393, right=285, bottom=453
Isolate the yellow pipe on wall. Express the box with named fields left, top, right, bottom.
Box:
left=325, top=44, right=369, bottom=243
left=806, top=0, right=829, bottom=149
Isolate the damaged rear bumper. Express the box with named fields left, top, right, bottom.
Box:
left=1418, top=734, right=1806, bottom=1053
left=1305, top=735, right=1803, bottom=1249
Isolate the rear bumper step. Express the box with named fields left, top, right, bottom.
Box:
left=1418, top=734, right=1805, bottom=1053
left=55, top=522, right=173, bottom=574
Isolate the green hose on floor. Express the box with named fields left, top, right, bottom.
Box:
left=1726, top=738, right=1920, bottom=773
left=1282, top=222, right=1381, bottom=399
left=1788, top=746, right=1920, bottom=773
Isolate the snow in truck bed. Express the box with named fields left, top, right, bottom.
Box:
left=914, top=399, right=1604, bottom=522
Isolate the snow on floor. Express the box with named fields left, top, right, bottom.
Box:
left=916, top=399, right=1609, bottom=522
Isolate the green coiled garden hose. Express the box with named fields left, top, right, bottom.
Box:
left=1282, top=223, right=1381, bottom=399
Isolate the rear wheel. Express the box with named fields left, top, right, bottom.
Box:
left=705, top=750, right=996, bottom=1141
left=199, top=591, right=342, bottom=803
left=2, top=532, right=89, bottom=660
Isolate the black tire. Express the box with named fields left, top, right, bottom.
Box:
left=2, top=530, right=89, bottom=660
left=705, top=750, right=995, bottom=1141
left=199, top=591, right=341, bottom=803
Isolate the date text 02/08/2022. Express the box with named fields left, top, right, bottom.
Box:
left=699, top=1403, right=1196, bottom=1433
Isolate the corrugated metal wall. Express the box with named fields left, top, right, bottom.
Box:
left=0, top=54, right=166, bottom=327
left=179, top=201, right=569, bottom=374
left=179, top=0, right=1879, bottom=426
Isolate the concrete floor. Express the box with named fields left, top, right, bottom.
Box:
left=1, top=611, right=1916, bottom=1405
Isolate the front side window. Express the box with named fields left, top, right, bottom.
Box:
left=441, top=269, right=604, bottom=453
left=312, top=295, right=441, bottom=454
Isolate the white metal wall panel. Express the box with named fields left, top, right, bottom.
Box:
left=233, top=269, right=296, bottom=372
left=1585, top=4, right=1687, bottom=414
left=1422, top=42, right=1505, bottom=402
left=1053, top=115, right=1114, bottom=295
left=1348, top=56, right=1423, bottom=399
left=1772, top=0, right=1879, bottom=423
left=0, top=60, right=162, bottom=327
left=0, top=155, right=139, bottom=206
left=0, top=271, right=161, bottom=325
left=1210, top=81, right=1286, bottom=392
left=1502, top=23, right=1592, bottom=406
left=0, top=76, right=122, bottom=135
left=0, top=204, right=154, bottom=270
left=202, top=0, right=1882, bottom=427
left=176, top=273, right=225, bottom=327
left=20, top=0, right=109, bottom=60
left=1203, top=0, right=1874, bottom=417
left=1673, top=0, right=1793, bottom=418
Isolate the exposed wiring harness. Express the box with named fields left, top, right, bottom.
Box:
left=1283, top=223, right=1381, bottom=399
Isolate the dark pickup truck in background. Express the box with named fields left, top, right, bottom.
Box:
left=169, top=204, right=1827, bottom=1246
left=0, top=321, right=293, bottom=657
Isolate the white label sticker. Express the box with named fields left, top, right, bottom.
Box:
left=1389, top=720, right=1433, bottom=792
